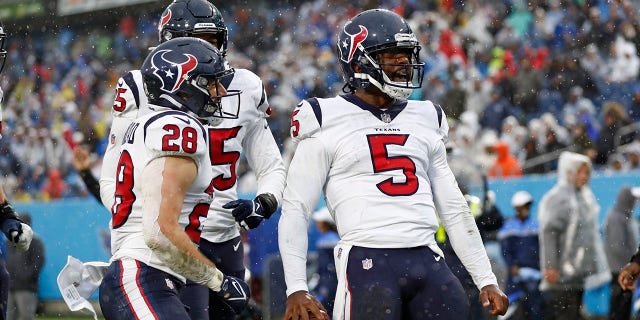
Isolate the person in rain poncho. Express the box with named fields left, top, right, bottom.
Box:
left=538, top=151, right=610, bottom=320
left=605, top=186, right=640, bottom=320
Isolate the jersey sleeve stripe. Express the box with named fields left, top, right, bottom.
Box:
left=434, top=103, right=443, bottom=128
left=123, top=72, right=140, bottom=109
left=258, top=84, right=266, bottom=108
left=306, top=97, right=322, bottom=127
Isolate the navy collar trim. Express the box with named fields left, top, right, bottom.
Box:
left=340, top=93, right=407, bottom=123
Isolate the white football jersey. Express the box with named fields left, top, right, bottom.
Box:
left=200, top=68, right=285, bottom=243
left=101, top=68, right=285, bottom=242
left=280, top=94, right=497, bottom=293
left=286, top=94, right=448, bottom=248
left=100, top=70, right=155, bottom=209
left=109, top=108, right=213, bottom=281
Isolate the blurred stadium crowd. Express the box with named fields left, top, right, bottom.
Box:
left=0, top=0, right=639, bottom=201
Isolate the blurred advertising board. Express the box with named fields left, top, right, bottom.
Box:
left=0, top=1, right=45, bottom=20
left=57, top=0, right=155, bottom=16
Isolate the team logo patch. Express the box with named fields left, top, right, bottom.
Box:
left=362, top=258, right=373, bottom=270
left=339, top=24, right=368, bottom=63
left=150, top=49, right=198, bottom=93
left=110, top=133, right=115, bottom=144
left=165, top=278, right=174, bottom=290
left=381, top=113, right=391, bottom=123
left=337, top=248, right=342, bottom=259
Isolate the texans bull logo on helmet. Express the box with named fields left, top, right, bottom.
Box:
left=150, top=49, right=198, bottom=93
left=159, top=9, right=172, bottom=30
left=339, top=24, right=368, bottom=63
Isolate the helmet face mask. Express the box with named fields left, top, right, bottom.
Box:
left=158, top=0, right=228, bottom=55
left=337, top=9, right=424, bottom=100
left=141, top=38, right=240, bottom=124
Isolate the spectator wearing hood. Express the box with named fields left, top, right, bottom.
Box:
left=488, top=141, right=522, bottom=178
left=538, top=152, right=610, bottom=320
left=604, top=186, right=640, bottom=320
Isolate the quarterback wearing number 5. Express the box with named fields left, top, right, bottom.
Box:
left=278, top=9, right=508, bottom=320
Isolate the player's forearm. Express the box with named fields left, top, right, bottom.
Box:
left=246, top=126, right=286, bottom=206
left=278, top=208, right=311, bottom=296
left=0, top=184, right=6, bottom=203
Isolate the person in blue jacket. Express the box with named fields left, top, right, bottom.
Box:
left=311, top=207, right=339, bottom=317
left=497, top=191, right=543, bottom=319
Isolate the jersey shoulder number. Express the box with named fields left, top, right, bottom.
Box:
left=143, top=111, right=208, bottom=159
left=112, top=70, right=144, bottom=118
left=290, top=98, right=322, bottom=141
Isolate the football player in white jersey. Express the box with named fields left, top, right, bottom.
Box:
left=0, top=24, right=34, bottom=320
left=99, top=1, right=285, bottom=318
left=98, top=38, right=249, bottom=319
left=278, top=9, right=509, bottom=320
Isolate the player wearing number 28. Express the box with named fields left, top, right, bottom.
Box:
left=278, top=9, right=508, bottom=320
left=100, top=1, right=285, bottom=318
left=98, top=38, right=249, bottom=319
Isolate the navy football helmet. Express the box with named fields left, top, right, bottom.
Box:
left=336, top=9, right=424, bottom=100
left=158, top=0, right=228, bottom=56
left=141, top=37, right=240, bottom=123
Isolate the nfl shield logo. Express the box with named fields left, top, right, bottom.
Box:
left=381, top=113, right=391, bottom=123
left=362, top=258, right=373, bottom=270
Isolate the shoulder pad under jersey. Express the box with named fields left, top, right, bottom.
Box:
left=111, top=70, right=144, bottom=118
left=142, top=111, right=208, bottom=161
left=232, top=69, right=270, bottom=115
left=290, top=98, right=322, bottom=141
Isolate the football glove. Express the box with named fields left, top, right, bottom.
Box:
left=214, top=274, right=251, bottom=314
left=223, top=193, right=278, bottom=230
left=0, top=201, right=32, bottom=251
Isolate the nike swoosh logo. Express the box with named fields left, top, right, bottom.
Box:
left=174, top=116, right=190, bottom=125
left=434, top=255, right=442, bottom=262
left=228, top=281, right=247, bottom=301
left=233, top=240, right=241, bottom=252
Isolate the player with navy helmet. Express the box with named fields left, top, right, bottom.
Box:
left=99, top=1, right=285, bottom=318
left=98, top=37, right=250, bottom=320
left=278, top=9, right=509, bottom=319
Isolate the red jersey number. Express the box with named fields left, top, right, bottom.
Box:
left=367, top=134, right=418, bottom=196
left=290, top=109, right=300, bottom=138
left=208, top=127, right=241, bottom=191
left=112, top=151, right=136, bottom=228
left=113, top=87, right=128, bottom=112
left=162, top=124, right=198, bottom=153
left=184, top=179, right=215, bottom=242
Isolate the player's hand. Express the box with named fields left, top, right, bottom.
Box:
left=11, top=223, right=32, bottom=251
left=213, top=274, right=250, bottom=314
left=284, top=290, right=329, bottom=320
left=619, top=262, right=640, bottom=291
left=72, top=146, right=91, bottom=171
left=224, top=198, right=266, bottom=230
left=479, top=284, right=508, bottom=316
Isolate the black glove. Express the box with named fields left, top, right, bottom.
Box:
left=223, top=193, right=278, bottom=230
left=214, top=274, right=251, bottom=314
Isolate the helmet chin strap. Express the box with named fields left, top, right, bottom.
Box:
left=354, top=72, right=412, bottom=100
